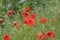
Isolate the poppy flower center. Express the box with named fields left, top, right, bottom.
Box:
left=48, top=33, right=50, bottom=36
left=29, top=20, right=32, bottom=23
left=25, top=13, right=28, bottom=15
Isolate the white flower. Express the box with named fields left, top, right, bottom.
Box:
left=20, top=0, right=26, bottom=3
left=34, top=2, right=38, bottom=5
left=4, top=15, right=8, bottom=18
left=7, top=2, right=12, bottom=8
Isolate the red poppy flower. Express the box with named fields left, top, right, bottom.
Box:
left=3, top=34, right=10, bottom=40
left=24, top=17, right=29, bottom=24
left=0, top=19, right=3, bottom=23
left=46, top=31, right=55, bottom=38
left=36, top=33, right=44, bottom=40
left=7, top=10, right=14, bottom=16
left=22, top=12, right=28, bottom=18
left=24, top=6, right=30, bottom=12
left=40, top=18, right=46, bottom=24
left=30, top=14, right=36, bottom=19
left=13, top=21, right=20, bottom=30
left=51, top=19, right=56, bottom=23
left=24, top=17, right=36, bottom=27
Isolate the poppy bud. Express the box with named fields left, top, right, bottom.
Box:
left=24, top=6, right=30, bottom=12
left=40, top=18, right=46, bottom=24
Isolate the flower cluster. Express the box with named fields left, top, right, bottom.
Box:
left=22, top=6, right=36, bottom=27
left=0, top=6, right=57, bottom=40
left=36, top=31, right=55, bottom=40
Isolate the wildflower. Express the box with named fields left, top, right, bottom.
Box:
left=51, top=19, right=56, bottom=23
left=3, top=34, right=10, bottom=40
left=7, top=10, right=14, bottom=16
left=22, top=12, right=28, bottom=18
left=7, top=2, right=12, bottom=8
left=0, top=19, right=3, bottom=23
left=24, top=17, right=36, bottom=27
left=36, top=32, right=44, bottom=40
left=4, top=15, right=9, bottom=18
left=46, top=31, right=55, bottom=38
left=20, top=0, right=26, bottom=3
left=30, top=14, right=36, bottom=19
left=34, top=1, right=38, bottom=5
left=40, top=18, right=46, bottom=24
left=24, top=6, right=30, bottom=12
left=13, top=21, right=20, bottom=30
left=24, top=17, right=29, bottom=24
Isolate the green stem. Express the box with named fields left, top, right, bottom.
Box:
left=42, top=24, right=45, bottom=33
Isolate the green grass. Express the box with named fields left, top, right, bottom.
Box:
left=0, top=0, right=60, bottom=40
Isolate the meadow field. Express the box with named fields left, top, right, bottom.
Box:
left=0, top=0, right=60, bottom=40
